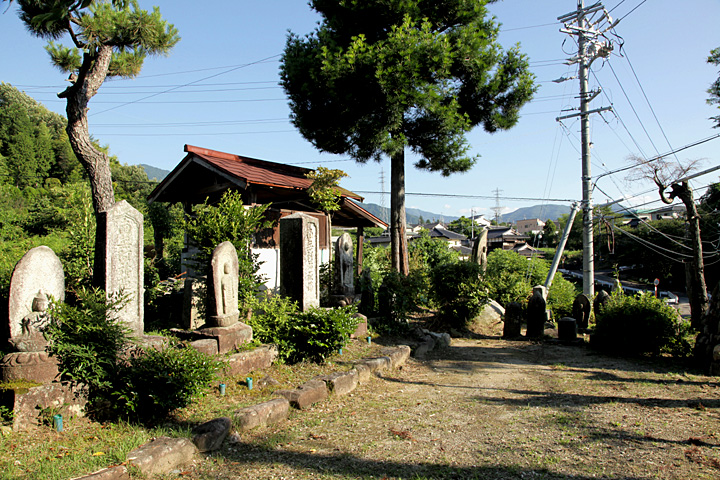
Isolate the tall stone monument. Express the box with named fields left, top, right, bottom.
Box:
left=207, top=241, right=240, bottom=327
left=334, top=233, right=354, bottom=296
left=470, top=228, right=488, bottom=272
left=280, top=213, right=319, bottom=311
left=96, top=200, right=144, bottom=336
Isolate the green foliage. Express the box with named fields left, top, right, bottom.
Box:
left=281, top=1, right=536, bottom=166
left=306, top=166, right=348, bottom=213
left=431, top=261, right=488, bottom=329
left=17, top=0, right=180, bottom=79
left=184, top=190, right=272, bottom=304
left=708, top=47, right=720, bottom=127
left=484, top=249, right=577, bottom=318
left=247, top=294, right=300, bottom=359
left=447, top=216, right=474, bottom=238
left=43, top=288, right=132, bottom=395
left=112, top=342, right=223, bottom=424
left=592, top=291, right=688, bottom=356
left=542, top=219, right=559, bottom=247
left=376, top=270, right=424, bottom=332
left=408, top=231, right=459, bottom=271
left=247, top=295, right=358, bottom=364
left=288, top=306, right=359, bottom=363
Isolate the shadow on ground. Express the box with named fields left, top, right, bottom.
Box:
left=210, top=438, right=653, bottom=480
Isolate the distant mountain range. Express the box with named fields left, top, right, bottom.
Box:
left=501, top=204, right=571, bottom=224
left=359, top=202, right=570, bottom=225
left=358, top=203, right=460, bottom=225
left=140, top=164, right=170, bottom=182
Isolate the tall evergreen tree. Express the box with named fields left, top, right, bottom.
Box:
left=281, top=0, right=535, bottom=274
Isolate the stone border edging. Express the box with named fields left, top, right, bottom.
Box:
left=70, top=344, right=413, bottom=479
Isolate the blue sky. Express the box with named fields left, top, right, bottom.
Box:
left=2, top=0, right=719, bottom=219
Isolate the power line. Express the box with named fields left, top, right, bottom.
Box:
left=89, top=54, right=282, bottom=117
left=351, top=190, right=577, bottom=203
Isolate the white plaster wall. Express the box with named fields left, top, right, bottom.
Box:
left=253, top=247, right=330, bottom=293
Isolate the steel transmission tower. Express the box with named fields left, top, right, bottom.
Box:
left=491, top=188, right=504, bottom=225
left=557, top=1, right=615, bottom=298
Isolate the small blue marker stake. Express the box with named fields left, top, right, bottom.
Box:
left=246, top=377, right=253, bottom=390
left=53, top=414, right=63, bottom=432
left=219, top=383, right=226, bottom=395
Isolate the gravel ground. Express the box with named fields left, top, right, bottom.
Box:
left=185, top=337, right=720, bottom=480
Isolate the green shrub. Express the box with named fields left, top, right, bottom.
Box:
left=592, top=291, right=684, bottom=356
left=112, top=343, right=224, bottom=424
left=376, top=270, right=424, bottom=333
left=248, top=295, right=358, bottom=363
left=247, top=294, right=299, bottom=357
left=484, top=249, right=577, bottom=318
left=431, top=261, right=488, bottom=329
left=44, top=288, right=132, bottom=396
left=286, top=306, right=360, bottom=363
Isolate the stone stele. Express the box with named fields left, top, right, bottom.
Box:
left=208, top=241, right=240, bottom=327
left=8, top=246, right=64, bottom=349
left=334, top=233, right=354, bottom=296
left=97, top=200, right=144, bottom=336
left=280, top=213, right=319, bottom=311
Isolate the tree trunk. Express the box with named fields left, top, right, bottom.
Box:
left=62, top=46, right=116, bottom=216
left=60, top=46, right=116, bottom=284
left=675, top=182, right=708, bottom=329
left=390, top=150, right=409, bottom=275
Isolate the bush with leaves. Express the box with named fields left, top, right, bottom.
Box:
left=248, top=295, right=358, bottom=363
left=44, top=288, right=132, bottom=400
left=484, top=249, right=577, bottom=318
left=287, top=306, right=359, bottom=363
left=183, top=190, right=272, bottom=308
left=44, top=288, right=222, bottom=423
left=112, top=342, right=223, bottom=424
left=592, top=291, right=685, bottom=356
left=246, top=294, right=299, bottom=358
left=431, top=261, right=488, bottom=329
left=376, top=270, right=425, bottom=333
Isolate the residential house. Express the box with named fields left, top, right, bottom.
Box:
left=515, top=218, right=546, bottom=235
left=487, top=226, right=529, bottom=251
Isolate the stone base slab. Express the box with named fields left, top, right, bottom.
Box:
left=0, top=351, right=59, bottom=384
left=234, top=398, right=289, bottom=431
left=171, top=322, right=253, bottom=354
left=3, top=382, right=87, bottom=432
left=275, top=379, right=328, bottom=410
left=225, top=344, right=278, bottom=376
left=127, top=437, right=198, bottom=477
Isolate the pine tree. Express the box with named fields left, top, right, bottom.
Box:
left=281, top=0, right=535, bottom=274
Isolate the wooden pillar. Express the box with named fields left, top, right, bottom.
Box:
left=356, top=226, right=364, bottom=276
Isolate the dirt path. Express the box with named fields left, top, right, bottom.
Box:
left=189, top=338, right=720, bottom=479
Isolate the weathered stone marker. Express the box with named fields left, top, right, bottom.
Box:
left=470, top=228, right=488, bottom=271
left=2, top=246, right=64, bottom=383
left=526, top=285, right=548, bottom=338
left=334, top=233, right=354, bottom=296
left=280, top=213, right=319, bottom=311
left=8, top=246, right=64, bottom=352
left=96, top=200, right=144, bottom=336
left=572, top=293, right=592, bottom=330
left=503, top=301, right=524, bottom=338
left=594, top=289, right=611, bottom=313
left=208, top=241, right=239, bottom=327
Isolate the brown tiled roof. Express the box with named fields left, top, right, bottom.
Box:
left=185, top=145, right=361, bottom=200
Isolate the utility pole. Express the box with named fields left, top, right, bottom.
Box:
left=557, top=1, right=615, bottom=298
